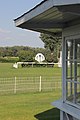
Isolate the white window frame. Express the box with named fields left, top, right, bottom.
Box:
left=62, top=34, right=80, bottom=109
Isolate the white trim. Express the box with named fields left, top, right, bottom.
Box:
left=62, top=37, right=67, bottom=101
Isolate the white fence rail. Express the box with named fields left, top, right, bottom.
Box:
left=0, top=76, right=62, bottom=95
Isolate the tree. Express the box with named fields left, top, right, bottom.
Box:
left=40, top=33, right=61, bottom=62
left=18, top=50, right=35, bottom=62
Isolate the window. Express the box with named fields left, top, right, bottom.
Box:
left=66, top=39, right=80, bottom=105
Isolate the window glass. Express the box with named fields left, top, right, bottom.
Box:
left=66, top=39, right=80, bottom=105
left=67, top=81, right=74, bottom=102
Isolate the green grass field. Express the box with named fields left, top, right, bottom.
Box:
left=0, top=63, right=61, bottom=120
left=0, top=92, right=60, bottom=120
left=0, top=63, right=62, bottom=78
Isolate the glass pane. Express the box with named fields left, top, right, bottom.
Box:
left=77, top=41, right=80, bottom=60
left=77, top=63, right=80, bottom=80
left=66, top=40, right=73, bottom=60
left=66, top=40, right=74, bottom=80
left=67, top=82, right=80, bottom=104
left=67, top=81, right=74, bottom=102
left=66, top=39, right=80, bottom=104
left=67, top=62, right=74, bottom=80
left=77, top=42, right=80, bottom=78
left=66, top=39, right=80, bottom=107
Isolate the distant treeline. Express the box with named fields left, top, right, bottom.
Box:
left=0, top=46, right=58, bottom=63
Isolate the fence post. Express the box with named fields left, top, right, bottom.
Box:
left=39, top=76, right=42, bottom=92
left=14, top=77, right=17, bottom=94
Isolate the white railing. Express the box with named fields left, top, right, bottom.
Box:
left=0, top=76, right=62, bottom=95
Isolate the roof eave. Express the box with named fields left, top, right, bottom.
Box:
left=14, top=0, right=80, bottom=23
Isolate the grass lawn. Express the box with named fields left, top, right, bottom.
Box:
left=0, top=63, right=62, bottom=78
left=0, top=63, right=61, bottom=120
left=0, top=92, right=60, bottom=120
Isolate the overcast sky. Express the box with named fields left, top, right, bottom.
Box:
left=0, top=0, right=44, bottom=48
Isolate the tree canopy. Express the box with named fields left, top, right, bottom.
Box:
left=40, top=33, right=61, bottom=53
left=40, top=33, right=62, bottom=62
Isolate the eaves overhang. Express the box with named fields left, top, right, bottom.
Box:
left=14, top=0, right=80, bottom=36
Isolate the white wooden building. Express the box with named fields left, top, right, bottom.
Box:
left=14, top=0, right=80, bottom=119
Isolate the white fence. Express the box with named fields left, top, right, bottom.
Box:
left=0, top=76, right=62, bottom=95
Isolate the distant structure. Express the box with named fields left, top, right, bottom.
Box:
left=35, top=53, right=45, bottom=63
left=58, top=51, right=62, bottom=67
left=58, top=51, right=70, bottom=67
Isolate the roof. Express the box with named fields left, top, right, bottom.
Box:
left=14, top=0, right=80, bottom=36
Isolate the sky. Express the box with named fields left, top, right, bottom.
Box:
left=0, top=0, right=44, bottom=48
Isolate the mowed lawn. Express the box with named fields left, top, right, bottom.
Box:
left=0, top=63, right=62, bottom=78
left=0, top=92, right=60, bottom=120
left=0, top=63, right=61, bottom=120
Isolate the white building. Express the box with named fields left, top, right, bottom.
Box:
left=14, top=0, right=80, bottom=119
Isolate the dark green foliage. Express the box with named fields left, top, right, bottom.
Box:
left=18, top=50, right=35, bottom=62
left=0, top=45, right=60, bottom=63
left=40, top=33, right=62, bottom=62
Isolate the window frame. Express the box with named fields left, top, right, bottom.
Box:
left=62, top=34, right=80, bottom=109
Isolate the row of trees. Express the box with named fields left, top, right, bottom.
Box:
left=0, top=46, right=57, bottom=62
left=0, top=33, right=62, bottom=63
